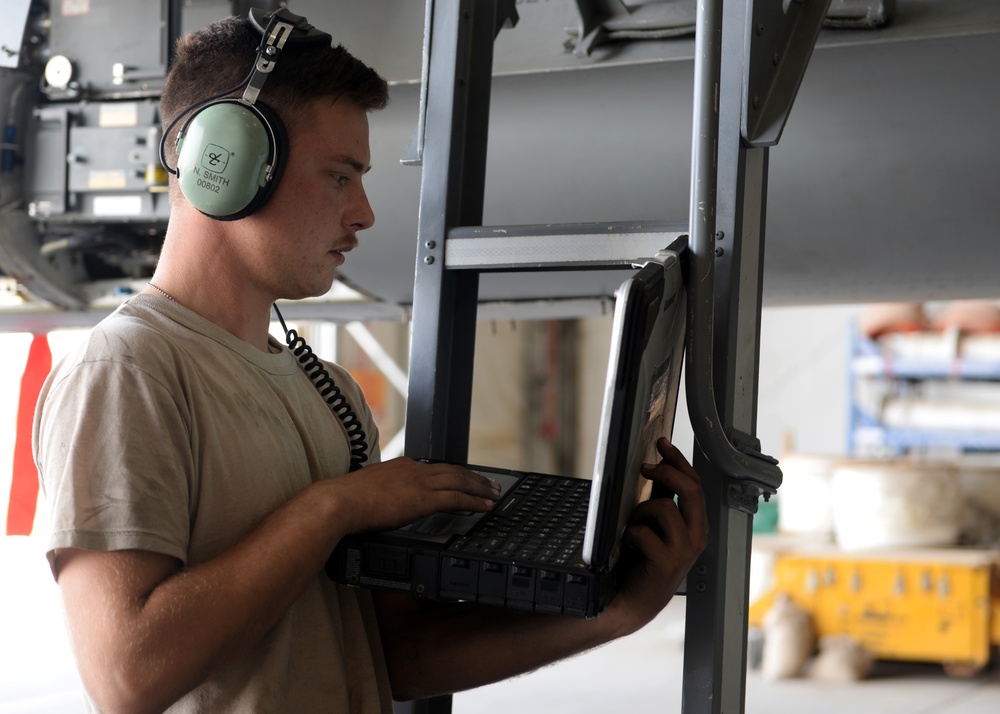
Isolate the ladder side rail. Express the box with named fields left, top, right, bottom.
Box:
left=682, top=0, right=770, bottom=709
left=681, top=1, right=755, bottom=709
left=681, top=105, right=770, bottom=714
left=681, top=0, right=829, bottom=711
left=684, top=0, right=783, bottom=497
left=404, top=1, right=504, bottom=465
left=399, top=2, right=514, bottom=713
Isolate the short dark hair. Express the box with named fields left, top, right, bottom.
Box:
left=161, top=14, right=388, bottom=159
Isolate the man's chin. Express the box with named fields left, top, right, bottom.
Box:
left=281, top=276, right=339, bottom=303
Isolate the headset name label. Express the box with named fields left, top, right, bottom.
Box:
left=196, top=168, right=230, bottom=186
left=192, top=165, right=229, bottom=195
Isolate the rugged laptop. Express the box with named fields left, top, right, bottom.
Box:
left=327, top=248, right=687, bottom=618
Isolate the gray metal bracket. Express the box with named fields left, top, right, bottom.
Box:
left=743, top=0, right=833, bottom=146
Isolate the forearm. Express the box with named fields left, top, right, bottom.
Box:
left=378, top=438, right=708, bottom=702
left=378, top=595, right=635, bottom=701
left=58, top=478, right=349, bottom=713
left=147, top=485, right=340, bottom=655
left=58, top=458, right=502, bottom=713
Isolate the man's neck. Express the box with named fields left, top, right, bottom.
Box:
left=152, top=216, right=277, bottom=353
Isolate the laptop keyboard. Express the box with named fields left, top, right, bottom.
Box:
left=445, top=474, right=591, bottom=566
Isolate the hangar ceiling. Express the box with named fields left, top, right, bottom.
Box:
left=1, top=0, right=997, bottom=328
left=331, top=0, right=1000, bottom=308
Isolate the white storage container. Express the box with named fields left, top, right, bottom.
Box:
left=830, top=461, right=964, bottom=550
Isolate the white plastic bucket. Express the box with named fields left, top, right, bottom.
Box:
left=830, top=461, right=964, bottom=550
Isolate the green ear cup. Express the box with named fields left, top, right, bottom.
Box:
left=175, top=99, right=284, bottom=220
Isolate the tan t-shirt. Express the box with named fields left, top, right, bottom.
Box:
left=33, top=294, right=393, bottom=713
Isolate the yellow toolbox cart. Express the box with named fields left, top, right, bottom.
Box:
left=749, top=546, right=1000, bottom=675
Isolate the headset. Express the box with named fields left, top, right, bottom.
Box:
left=159, top=10, right=369, bottom=469
left=159, top=8, right=331, bottom=220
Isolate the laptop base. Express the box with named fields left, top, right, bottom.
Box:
left=327, top=471, right=619, bottom=618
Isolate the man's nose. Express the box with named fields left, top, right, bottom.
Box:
left=349, top=185, right=375, bottom=231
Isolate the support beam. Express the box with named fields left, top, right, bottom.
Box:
left=399, top=2, right=518, bottom=713
left=681, top=0, right=826, bottom=710
left=404, top=1, right=511, bottom=464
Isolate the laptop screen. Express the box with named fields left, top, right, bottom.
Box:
left=582, top=250, right=687, bottom=567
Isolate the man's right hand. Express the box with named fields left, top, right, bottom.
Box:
left=322, top=457, right=501, bottom=535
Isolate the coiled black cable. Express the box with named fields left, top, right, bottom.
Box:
left=273, top=304, right=369, bottom=471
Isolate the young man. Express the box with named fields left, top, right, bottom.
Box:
left=33, top=11, right=708, bottom=713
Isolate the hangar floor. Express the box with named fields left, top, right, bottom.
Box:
left=3, top=534, right=998, bottom=713
left=457, top=598, right=1000, bottom=714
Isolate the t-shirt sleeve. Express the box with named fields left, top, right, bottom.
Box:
left=35, top=357, right=194, bottom=575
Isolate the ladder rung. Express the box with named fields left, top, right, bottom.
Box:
left=445, top=221, right=687, bottom=271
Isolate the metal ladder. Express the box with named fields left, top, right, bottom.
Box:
left=399, top=2, right=830, bottom=712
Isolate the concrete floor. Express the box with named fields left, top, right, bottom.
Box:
left=456, top=598, right=1000, bottom=714
left=4, top=532, right=998, bottom=713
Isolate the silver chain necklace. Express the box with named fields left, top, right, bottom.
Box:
left=146, top=282, right=280, bottom=354
left=147, top=282, right=176, bottom=302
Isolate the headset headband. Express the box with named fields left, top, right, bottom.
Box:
left=243, top=9, right=308, bottom=105
left=160, top=9, right=332, bottom=178
left=247, top=7, right=333, bottom=49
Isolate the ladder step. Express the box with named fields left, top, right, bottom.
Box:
left=445, top=221, right=687, bottom=271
